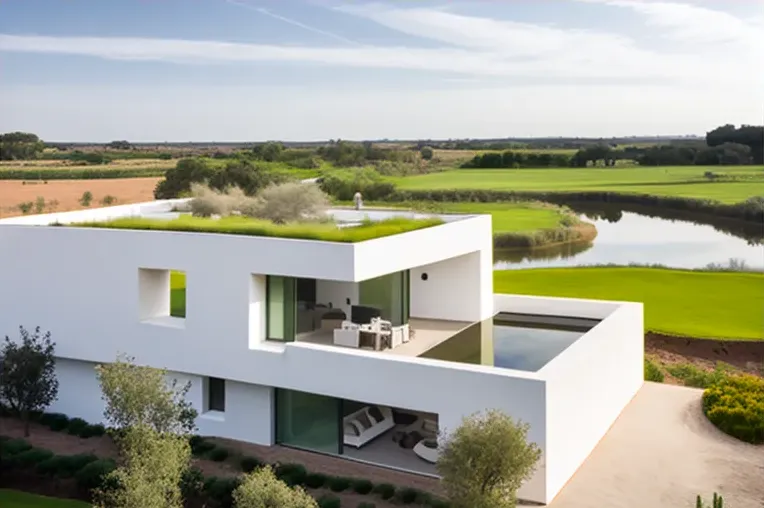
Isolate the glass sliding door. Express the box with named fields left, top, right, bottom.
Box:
left=275, top=388, right=342, bottom=454
left=358, top=270, right=410, bottom=326
left=266, top=276, right=296, bottom=341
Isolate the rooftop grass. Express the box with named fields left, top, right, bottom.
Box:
left=70, top=215, right=444, bottom=243
left=494, top=267, right=764, bottom=340
left=0, top=489, right=91, bottom=507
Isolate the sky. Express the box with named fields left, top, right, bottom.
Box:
left=0, top=0, right=762, bottom=142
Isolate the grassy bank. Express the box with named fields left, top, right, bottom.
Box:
left=0, top=489, right=90, bottom=507
left=346, top=201, right=597, bottom=249
left=391, top=166, right=764, bottom=202
left=494, top=267, right=764, bottom=340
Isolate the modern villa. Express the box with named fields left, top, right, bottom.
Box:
left=0, top=200, right=644, bottom=505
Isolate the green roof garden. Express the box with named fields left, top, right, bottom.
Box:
left=69, top=215, right=444, bottom=243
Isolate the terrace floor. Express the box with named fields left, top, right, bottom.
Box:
left=297, top=317, right=473, bottom=357
left=549, top=382, right=764, bottom=508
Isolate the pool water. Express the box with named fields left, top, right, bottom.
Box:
left=419, top=313, right=599, bottom=372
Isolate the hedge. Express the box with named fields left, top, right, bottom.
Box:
left=702, top=374, right=764, bottom=444
left=0, top=168, right=166, bottom=180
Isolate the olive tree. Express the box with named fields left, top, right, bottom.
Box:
left=95, top=354, right=197, bottom=435
left=246, top=182, right=330, bottom=224
left=95, top=423, right=191, bottom=508
left=233, top=466, right=318, bottom=508
left=437, top=409, right=541, bottom=508
left=0, top=326, right=58, bottom=437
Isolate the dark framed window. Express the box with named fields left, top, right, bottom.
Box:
left=207, top=377, right=225, bottom=412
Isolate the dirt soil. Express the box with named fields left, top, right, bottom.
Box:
left=0, top=417, right=440, bottom=508
left=647, top=332, right=764, bottom=375
left=0, top=178, right=161, bottom=217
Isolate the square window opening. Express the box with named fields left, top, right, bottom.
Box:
left=138, top=268, right=186, bottom=323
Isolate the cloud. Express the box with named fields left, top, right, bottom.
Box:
left=0, top=0, right=761, bottom=85
left=225, top=0, right=360, bottom=46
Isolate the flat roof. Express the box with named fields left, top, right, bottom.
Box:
left=0, top=200, right=479, bottom=243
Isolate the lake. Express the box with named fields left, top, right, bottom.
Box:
left=495, top=210, right=764, bottom=270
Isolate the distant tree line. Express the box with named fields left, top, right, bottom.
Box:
left=462, top=151, right=574, bottom=169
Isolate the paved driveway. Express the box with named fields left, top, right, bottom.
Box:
left=549, top=383, right=764, bottom=508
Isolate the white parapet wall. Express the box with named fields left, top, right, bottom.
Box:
left=496, top=293, right=644, bottom=503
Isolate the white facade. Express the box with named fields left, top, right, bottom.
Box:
left=0, top=202, right=643, bottom=505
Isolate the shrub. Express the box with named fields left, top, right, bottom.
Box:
left=45, top=413, right=70, bottom=431
left=420, top=146, right=434, bottom=160
left=75, top=458, right=117, bottom=490
left=240, top=455, right=264, bottom=473
left=305, top=472, right=329, bottom=489
left=209, top=446, right=229, bottom=462
left=181, top=466, right=205, bottom=497
left=79, top=191, right=93, bottom=206
left=667, top=363, right=731, bottom=389
left=395, top=487, right=422, bottom=504
left=189, top=182, right=236, bottom=217
left=351, top=478, right=374, bottom=494
left=327, top=476, right=352, bottom=492
left=206, top=476, right=242, bottom=507
left=84, top=423, right=106, bottom=437
left=357, top=503, right=376, bottom=508
left=372, top=483, right=396, bottom=500
left=702, top=374, right=764, bottom=444
left=317, top=494, right=341, bottom=508
left=190, top=437, right=215, bottom=456
left=275, top=462, right=308, bottom=486
left=246, top=181, right=331, bottom=224
left=14, top=447, right=54, bottom=467
left=36, top=456, right=62, bottom=475
left=17, top=201, right=33, bottom=214
left=101, top=195, right=117, bottom=205
left=234, top=466, right=317, bottom=508
left=1, top=437, right=32, bottom=455
left=319, top=167, right=396, bottom=201
left=644, top=358, right=665, bottom=383
left=67, top=417, right=89, bottom=436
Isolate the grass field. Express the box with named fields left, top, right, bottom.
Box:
left=391, top=166, right=764, bottom=203
left=362, top=201, right=571, bottom=234
left=494, top=267, right=764, bottom=340
left=0, top=489, right=90, bottom=508
left=171, top=270, right=187, bottom=318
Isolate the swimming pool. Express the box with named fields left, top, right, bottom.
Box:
left=419, top=312, right=599, bottom=372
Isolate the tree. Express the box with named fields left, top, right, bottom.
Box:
left=419, top=146, right=434, bottom=160
left=0, top=132, right=44, bottom=160
left=233, top=466, right=318, bottom=508
left=94, top=423, right=191, bottom=508
left=437, top=409, right=541, bottom=508
left=0, top=326, right=59, bottom=437
left=95, top=354, right=197, bottom=435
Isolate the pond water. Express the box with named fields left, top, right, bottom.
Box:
left=495, top=210, right=764, bottom=271
left=420, top=313, right=598, bottom=372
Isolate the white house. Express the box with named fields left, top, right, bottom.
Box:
left=0, top=200, right=643, bottom=504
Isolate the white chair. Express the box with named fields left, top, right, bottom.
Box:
left=333, top=321, right=360, bottom=348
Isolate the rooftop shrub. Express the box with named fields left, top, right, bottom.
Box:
left=71, top=214, right=443, bottom=243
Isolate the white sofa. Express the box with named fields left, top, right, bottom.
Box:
left=343, top=405, right=395, bottom=448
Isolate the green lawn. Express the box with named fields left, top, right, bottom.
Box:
left=359, top=201, right=570, bottom=234
left=391, top=166, right=764, bottom=203
left=170, top=270, right=186, bottom=318
left=0, top=490, right=90, bottom=508
left=494, top=267, right=764, bottom=340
